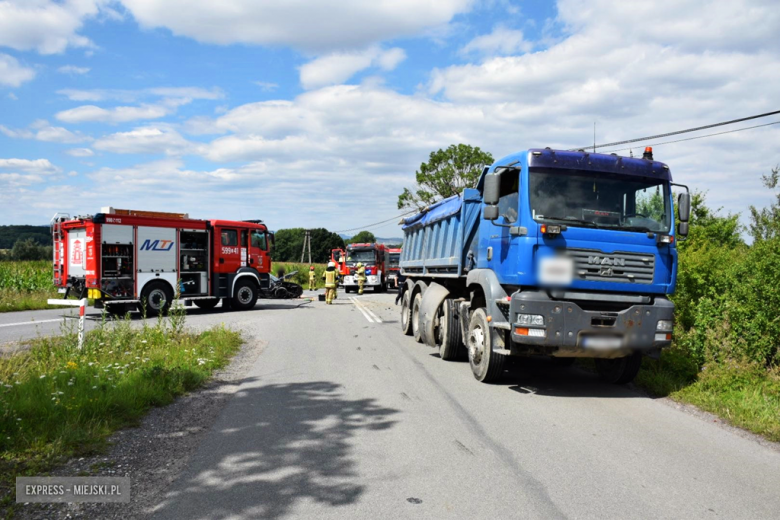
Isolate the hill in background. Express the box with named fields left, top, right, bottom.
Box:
left=0, top=226, right=50, bottom=249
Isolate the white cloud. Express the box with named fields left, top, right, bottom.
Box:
left=58, top=65, right=90, bottom=75
left=53, top=87, right=224, bottom=124
left=459, top=26, right=533, bottom=57
left=0, top=158, right=60, bottom=175
left=56, top=104, right=172, bottom=124
left=299, top=47, right=407, bottom=89
left=7, top=92, right=18, bottom=100
left=0, top=0, right=103, bottom=54
left=0, top=121, right=91, bottom=143
left=66, top=148, right=94, bottom=157
left=254, top=81, right=278, bottom=91
left=0, top=53, right=35, bottom=87
left=118, top=0, right=472, bottom=52
left=93, top=126, right=194, bottom=155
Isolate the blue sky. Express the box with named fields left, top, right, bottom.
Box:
left=1, top=0, right=778, bottom=237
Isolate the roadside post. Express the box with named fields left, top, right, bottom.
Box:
left=47, top=298, right=88, bottom=349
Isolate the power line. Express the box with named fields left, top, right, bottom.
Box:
left=336, top=209, right=417, bottom=234
left=572, top=109, right=780, bottom=151
left=602, top=120, right=780, bottom=154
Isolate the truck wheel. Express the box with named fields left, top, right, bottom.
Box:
left=595, top=352, right=642, bottom=384
left=232, top=279, right=258, bottom=311
left=437, top=299, right=464, bottom=361
left=400, top=290, right=413, bottom=336
left=467, top=308, right=506, bottom=382
left=139, top=282, right=172, bottom=317
left=412, top=292, right=424, bottom=343
left=194, top=299, right=219, bottom=311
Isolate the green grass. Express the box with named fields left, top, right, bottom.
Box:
left=637, top=347, right=780, bottom=442
left=0, top=260, right=58, bottom=313
left=0, top=307, right=242, bottom=511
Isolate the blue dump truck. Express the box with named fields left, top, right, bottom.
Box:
left=398, top=148, right=691, bottom=384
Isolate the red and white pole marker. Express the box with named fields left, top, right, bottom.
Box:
left=46, top=297, right=89, bottom=349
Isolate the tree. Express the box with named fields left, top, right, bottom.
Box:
left=675, top=190, right=744, bottom=249
left=10, top=238, right=51, bottom=261
left=272, top=228, right=345, bottom=263
left=748, top=165, right=780, bottom=242
left=346, top=230, right=376, bottom=245
left=397, top=144, right=494, bottom=210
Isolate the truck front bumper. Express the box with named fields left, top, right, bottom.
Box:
left=504, top=291, right=674, bottom=358
left=342, top=275, right=380, bottom=287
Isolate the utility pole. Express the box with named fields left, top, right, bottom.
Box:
left=300, top=230, right=312, bottom=264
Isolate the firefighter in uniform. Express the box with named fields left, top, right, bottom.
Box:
left=356, top=262, right=367, bottom=295
left=322, top=262, right=339, bottom=304
left=308, top=266, right=316, bottom=291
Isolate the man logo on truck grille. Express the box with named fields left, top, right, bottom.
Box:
left=140, top=239, right=174, bottom=252
left=588, top=256, right=625, bottom=267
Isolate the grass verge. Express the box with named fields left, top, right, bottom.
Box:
left=637, top=347, right=780, bottom=442
left=0, top=308, right=242, bottom=512
left=0, top=288, right=61, bottom=313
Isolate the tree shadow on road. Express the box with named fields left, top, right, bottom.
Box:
left=149, top=380, right=399, bottom=519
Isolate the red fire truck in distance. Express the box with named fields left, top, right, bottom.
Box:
left=52, top=207, right=273, bottom=315
left=385, top=247, right=402, bottom=291
left=341, top=243, right=387, bottom=293
left=330, top=248, right=350, bottom=277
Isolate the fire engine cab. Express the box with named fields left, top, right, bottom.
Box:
left=51, top=207, right=273, bottom=315
left=341, top=243, right=387, bottom=293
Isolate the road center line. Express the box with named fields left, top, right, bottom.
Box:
left=363, top=305, right=383, bottom=323
left=350, top=297, right=376, bottom=323
left=0, top=318, right=64, bottom=329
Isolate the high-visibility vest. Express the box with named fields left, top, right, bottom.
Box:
left=324, top=269, right=338, bottom=288
left=357, top=266, right=366, bottom=281
left=309, top=271, right=316, bottom=281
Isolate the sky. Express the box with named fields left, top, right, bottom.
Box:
left=0, top=0, right=778, bottom=237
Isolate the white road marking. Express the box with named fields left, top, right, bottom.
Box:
left=363, top=305, right=383, bottom=323
left=350, top=297, right=377, bottom=323
left=0, top=318, right=64, bottom=329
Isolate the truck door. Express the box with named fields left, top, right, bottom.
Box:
left=248, top=230, right=270, bottom=274
left=216, top=227, right=242, bottom=273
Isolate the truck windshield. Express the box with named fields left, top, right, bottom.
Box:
left=529, top=168, right=671, bottom=233
left=388, top=254, right=400, bottom=268
left=346, top=250, right=375, bottom=265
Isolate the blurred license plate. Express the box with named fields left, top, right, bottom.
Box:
left=582, top=336, right=622, bottom=350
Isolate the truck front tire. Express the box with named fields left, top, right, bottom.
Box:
left=139, top=281, right=172, bottom=317
left=467, top=308, right=506, bottom=382
left=595, top=352, right=642, bottom=384
left=232, top=279, right=258, bottom=311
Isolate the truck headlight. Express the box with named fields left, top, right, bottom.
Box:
left=656, top=320, right=673, bottom=331
left=517, top=314, right=545, bottom=326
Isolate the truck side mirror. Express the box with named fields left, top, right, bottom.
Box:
left=677, top=221, right=689, bottom=238
left=678, top=193, right=691, bottom=222
left=483, top=174, right=501, bottom=205
left=268, top=232, right=275, bottom=252
left=483, top=205, right=499, bottom=221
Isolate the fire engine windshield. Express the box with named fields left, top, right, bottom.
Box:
left=529, top=168, right=671, bottom=233
left=346, top=250, right=376, bottom=265
left=388, top=254, right=400, bottom=268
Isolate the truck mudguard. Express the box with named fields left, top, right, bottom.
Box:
left=419, top=282, right=450, bottom=347
left=466, top=268, right=508, bottom=323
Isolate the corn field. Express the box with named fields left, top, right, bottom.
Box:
left=0, top=260, right=53, bottom=291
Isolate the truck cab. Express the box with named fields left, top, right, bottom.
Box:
left=385, top=248, right=402, bottom=290
left=342, top=243, right=386, bottom=292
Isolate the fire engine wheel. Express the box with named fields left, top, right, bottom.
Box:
left=412, top=292, right=424, bottom=343
left=467, top=308, right=506, bottom=383
left=139, top=282, right=172, bottom=317
left=595, top=352, right=643, bottom=384
left=194, top=298, right=219, bottom=310
left=232, top=279, right=258, bottom=311
left=437, top=299, right=464, bottom=361
left=400, top=290, right=413, bottom=336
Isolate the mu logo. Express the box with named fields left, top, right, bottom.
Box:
left=140, top=239, right=174, bottom=252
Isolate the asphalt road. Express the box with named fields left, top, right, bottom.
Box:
left=4, top=292, right=780, bottom=519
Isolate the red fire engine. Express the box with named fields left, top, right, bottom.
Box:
left=51, top=207, right=273, bottom=315
left=341, top=243, right=387, bottom=293
left=330, top=248, right=350, bottom=277
left=384, top=247, right=402, bottom=290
